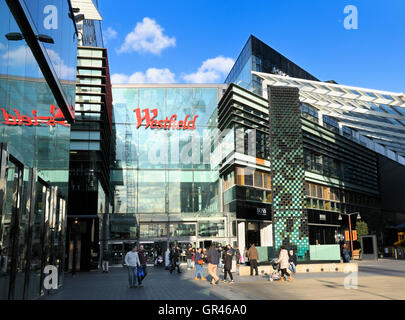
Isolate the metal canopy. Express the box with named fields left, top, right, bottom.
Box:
left=71, top=0, right=102, bottom=20
left=253, top=71, right=405, bottom=160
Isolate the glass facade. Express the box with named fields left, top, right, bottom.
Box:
left=0, top=0, right=76, bottom=299
left=225, top=35, right=318, bottom=95
left=110, top=85, right=232, bottom=249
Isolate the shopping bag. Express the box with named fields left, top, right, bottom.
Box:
left=137, top=266, right=144, bottom=278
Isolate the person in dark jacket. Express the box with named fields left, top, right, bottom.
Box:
left=102, top=249, right=111, bottom=273
left=222, top=244, right=235, bottom=283
left=235, top=246, right=241, bottom=266
left=206, top=244, right=220, bottom=285
left=169, top=246, right=182, bottom=274
left=288, top=249, right=297, bottom=274
left=137, top=244, right=148, bottom=287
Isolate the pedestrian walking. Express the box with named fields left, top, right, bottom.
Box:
left=137, top=244, right=148, bottom=287
left=288, top=249, right=297, bottom=274
left=206, top=243, right=220, bottom=285
left=276, top=245, right=293, bottom=282
left=165, top=248, right=170, bottom=270
left=124, top=246, right=141, bottom=288
left=192, top=248, right=196, bottom=267
left=169, top=246, right=182, bottom=274
left=342, top=244, right=351, bottom=263
left=235, top=246, right=241, bottom=267
left=186, top=246, right=193, bottom=270
left=218, top=245, right=224, bottom=269
left=102, top=249, right=111, bottom=273
left=194, top=248, right=206, bottom=281
left=222, top=244, right=235, bottom=283
left=248, top=244, right=259, bottom=276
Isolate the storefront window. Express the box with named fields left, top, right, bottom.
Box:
left=169, top=223, right=196, bottom=237
left=198, top=220, right=225, bottom=237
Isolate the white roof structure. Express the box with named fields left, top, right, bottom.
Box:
left=253, top=71, right=405, bottom=163
left=71, top=0, right=102, bottom=20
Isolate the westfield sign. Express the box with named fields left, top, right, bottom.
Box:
left=134, top=108, right=198, bottom=130
left=0, top=105, right=70, bottom=127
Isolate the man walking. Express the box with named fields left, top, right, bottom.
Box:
left=137, top=244, right=148, bottom=287
left=169, top=246, right=182, bottom=274
left=102, top=249, right=111, bottom=273
left=124, top=246, right=140, bottom=288
left=248, top=244, right=259, bottom=276
left=206, top=244, right=220, bottom=285
left=222, top=244, right=235, bottom=283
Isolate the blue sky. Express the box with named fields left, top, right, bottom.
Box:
left=99, top=0, right=405, bottom=92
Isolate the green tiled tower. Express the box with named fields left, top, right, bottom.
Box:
left=268, top=86, right=309, bottom=260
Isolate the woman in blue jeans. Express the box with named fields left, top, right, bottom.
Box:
left=194, top=248, right=206, bottom=280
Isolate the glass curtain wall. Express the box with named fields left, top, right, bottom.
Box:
left=111, top=86, right=225, bottom=244
left=0, top=0, right=76, bottom=299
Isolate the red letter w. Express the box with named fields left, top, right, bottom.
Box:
left=133, top=108, right=158, bottom=129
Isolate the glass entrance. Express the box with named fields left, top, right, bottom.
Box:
left=0, top=155, right=24, bottom=300
left=25, top=178, right=48, bottom=299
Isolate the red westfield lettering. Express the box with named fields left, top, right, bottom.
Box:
left=134, top=108, right=198, bottom=130
left=0, top=105, right=70, bottom=127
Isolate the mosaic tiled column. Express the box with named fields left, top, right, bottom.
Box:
left=268, top=86, right=309, bottom=260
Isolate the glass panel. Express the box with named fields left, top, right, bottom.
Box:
left=0, top=161, right=16, bottom=299
left=169, top=223, right=196, bottom=237
left=198, top=220, right=225, bottom=237
left=254, top=170, right=263, bottom=188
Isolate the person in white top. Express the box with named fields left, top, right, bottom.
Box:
left=276, top=245, right=294, bottom=282
left=124, top=247, right=141, bottom=288
left=165, top=248, right=170, bottom=270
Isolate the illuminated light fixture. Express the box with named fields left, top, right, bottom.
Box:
left=357, top=213, right=361, bottom=220
left=338, top=214, right=342, bottom=221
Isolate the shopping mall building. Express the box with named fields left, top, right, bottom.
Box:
left=108, top=36, right=405, bottom=262
left=1, top=0, right=405, bottom=300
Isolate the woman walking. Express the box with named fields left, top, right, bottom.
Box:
left=194, top=248, right=206, bottom=280
left=276, top=245, right=293, bottom=282
left=222, top=244, right=235, bottom=283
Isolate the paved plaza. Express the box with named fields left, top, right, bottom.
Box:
left=42, top=259, right=405, bottom=300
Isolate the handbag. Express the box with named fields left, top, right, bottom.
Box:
left=197, top=259, right=204, bottom=265
left=137, top=266, right=144, bottom=278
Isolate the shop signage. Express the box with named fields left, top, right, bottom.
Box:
left=0, top=105, right=69, bottom=127
left=256, top=208, right=267, bottom=216
left=134, top=108, right=198, bottom=130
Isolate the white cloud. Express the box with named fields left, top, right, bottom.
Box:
left=1, top=46, right=75, bottom=79
left=182, top=56, right=235, bottom=83
left=2, top=46, right=36, bottom=66
left=111, top=68, right=176, bottom=84
left=117, top=17, right=176, bottom=55
left=103, top=27, right=117, bottom=44
left=46, top=49, right=76, bottom=80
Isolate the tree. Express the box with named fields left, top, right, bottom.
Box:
left=356, top=221, right=369, bottom=236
